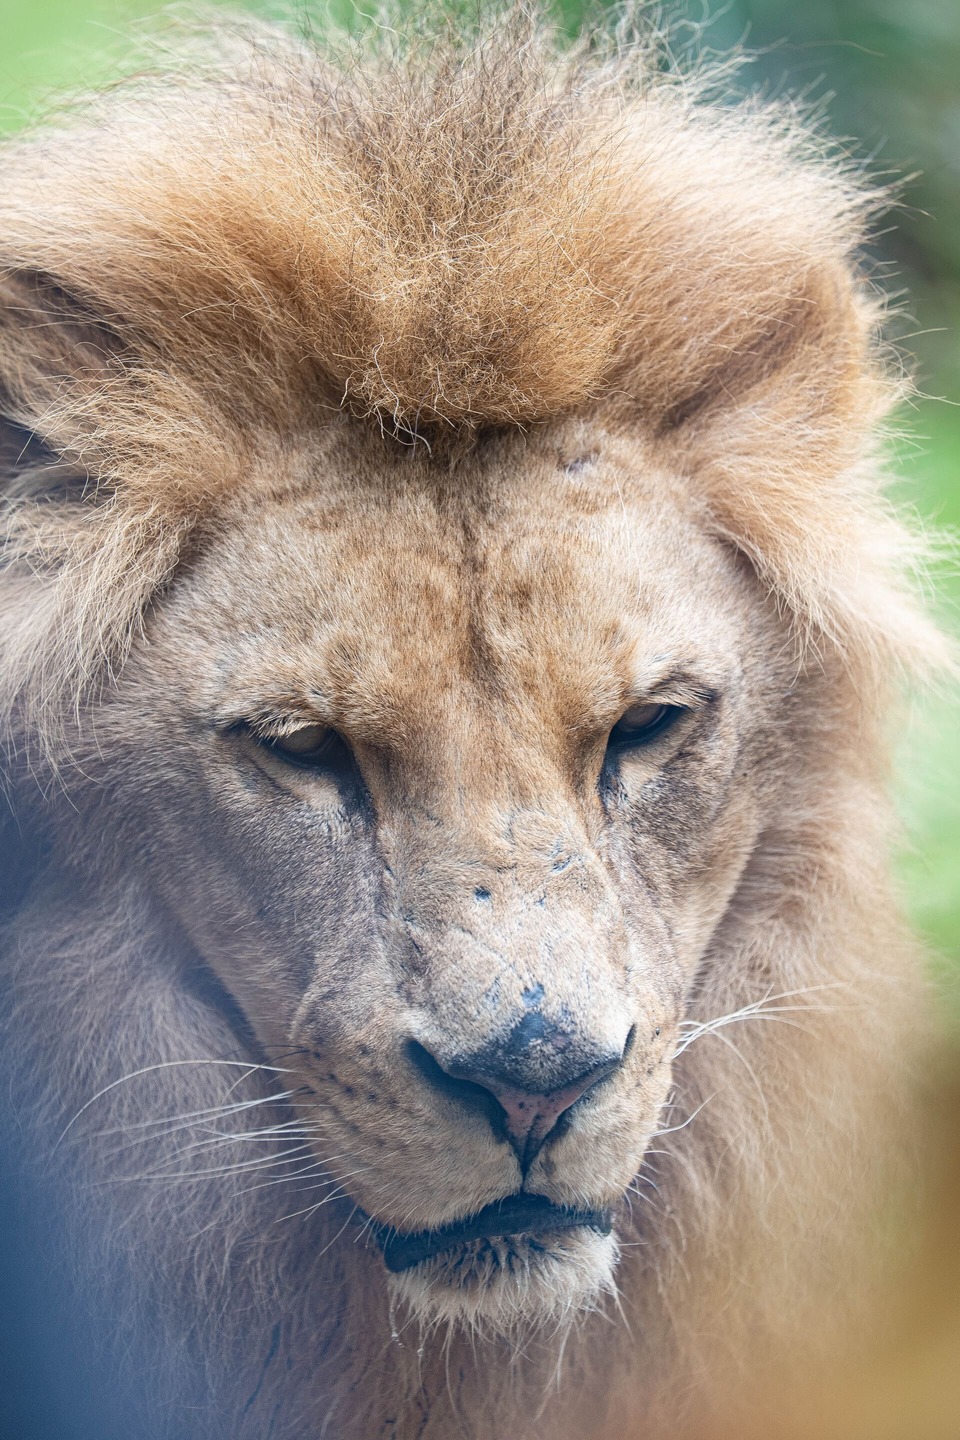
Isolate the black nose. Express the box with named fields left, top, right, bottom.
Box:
left=407, top=1019, right=631, bottom=1169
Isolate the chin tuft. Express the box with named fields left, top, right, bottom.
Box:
left=388, top=1226, right=619, bottom=1341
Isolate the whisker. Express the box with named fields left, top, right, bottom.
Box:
left=649, top=1093, right=716, bottom=1139
left=289, top=1176, right=360, bottom=1197
left=691, top=1027, right=767, bottom=1101
left=312, top=1203, right=362, bottom=1255
left=99, top=1116, right=311, bottom=1163
left=103, top=1141, right=315, bottom=1184
left=56, top=1059, right=299, bottom=1150
left=235, top=1154, right=358, bottom=1196
left=673, top=983, right=849, bottom=1059
left=218, top=1047, right=307, bottom=1096
left=274, top=1184, right=358, bottom=1225
left=82, top=1087, right=308, bottom=1143
left=352, top=1211, right=379, bottom=1246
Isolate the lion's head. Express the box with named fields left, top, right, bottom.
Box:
left=0, top=8, right=943, bottom=1434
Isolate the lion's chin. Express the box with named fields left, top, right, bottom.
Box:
left=388, top=1227, right=620, bottom=1338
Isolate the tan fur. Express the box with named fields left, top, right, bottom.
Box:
left=0, top=8, right=946, bottom=1438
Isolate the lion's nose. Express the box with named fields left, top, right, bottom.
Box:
left=406, top=1020, right=631, bottom=1169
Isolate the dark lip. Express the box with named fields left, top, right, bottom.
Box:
left=370, top=1193, right=613, bottom=1274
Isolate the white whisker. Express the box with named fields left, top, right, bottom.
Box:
left=83, top=1087, right=307, bottom=1143
left=104, top=1141, right=315, bottom=1184
left=235, top=1154, right=358, bottom=1196
left=274, top=1184, right=362, bottom=1226
left=649, top=1092, right=716, bottom=1139
left=673, top=982, right=849, bottom=1059
left=56, top=1058, right=298, bottom=1149
left=99, top=1117, right=310, bottom=1164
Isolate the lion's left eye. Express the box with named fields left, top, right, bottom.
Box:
left=609, top=702, right=685, bottom=746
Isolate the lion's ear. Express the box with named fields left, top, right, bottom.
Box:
left=665, top=259, right=889, bottom=625
left=0, top=267, right=240, bottom=763
left=0, top=410, right=92, bottom=506
left=640, top=257, right=944, bottom=680
left=658, top=260, right=875, bottom=441
left=0, top=271, right=166, bottom=761
left=0, top=269, right=123, bottom=498
left=0, top=411, right=57, bottom=484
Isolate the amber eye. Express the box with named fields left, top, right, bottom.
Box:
left=265, top=724, right=341, bottom=765
left=609, top=702, right=684, bottom=746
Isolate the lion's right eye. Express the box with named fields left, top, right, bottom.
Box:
left=262, top=725, right=348, bottom=768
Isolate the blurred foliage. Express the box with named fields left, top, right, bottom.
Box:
left=0, top=0, right=957, bottom=1002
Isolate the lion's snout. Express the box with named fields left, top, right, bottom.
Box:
left=406, top=1017, right=631, bottom=1169
left=381, top=826, right=649, bottom=1187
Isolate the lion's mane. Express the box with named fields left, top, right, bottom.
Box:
left=0, top=8, right=945, bottom=1438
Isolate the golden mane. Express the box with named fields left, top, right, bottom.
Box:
left=0, top=10, right=879, bottom=437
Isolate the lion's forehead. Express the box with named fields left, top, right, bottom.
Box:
left=176, top=434, right=742, bottom=733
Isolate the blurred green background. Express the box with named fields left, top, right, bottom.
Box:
left=0, top=0, right=957, bottom=1011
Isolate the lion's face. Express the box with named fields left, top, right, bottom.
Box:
left=92, top=421, right=786, bottom=1330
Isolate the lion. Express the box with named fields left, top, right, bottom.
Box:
left=0, top=7, right=947, bottom=1438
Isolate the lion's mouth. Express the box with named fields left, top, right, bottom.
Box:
left=371, top=1193, right=613, bottom=1273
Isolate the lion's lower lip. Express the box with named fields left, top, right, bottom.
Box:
left=371, top=1194, right=613, bottom=1273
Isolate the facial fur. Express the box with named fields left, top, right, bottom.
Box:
left=68, top=423, right=780, bottom=1326
left=0, top=9, right=943, bottom=1438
